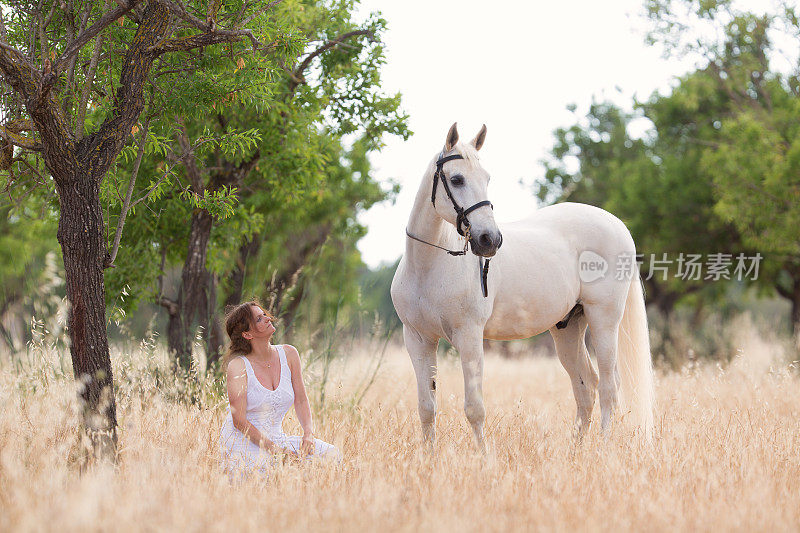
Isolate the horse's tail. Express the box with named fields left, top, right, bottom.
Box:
left=617, top=274, right=655, bottom=438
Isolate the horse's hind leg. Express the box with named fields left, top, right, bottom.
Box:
left=403, top=325, right=439, bottom=445
left=583, top=304, right=623, bottom=435
left=550, top=315, right=598, bottom=438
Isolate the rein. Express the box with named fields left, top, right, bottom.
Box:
left=405, top=152, right=499, bottom=298
left=405, top=228, right=469, bottom=256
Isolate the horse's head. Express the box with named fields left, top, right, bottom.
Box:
left=430, top=123, right=503, bottom=257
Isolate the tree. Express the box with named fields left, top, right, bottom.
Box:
left=103, top=0, right=408, bottom=370
left=645, top=0, right=800, bottom=332
left=0, top=200, right=59, bottom=351
left=538, top=98, right=745, bottom=320
left=541, top=0, right=800, bottom=336
left=357, top=258, right=402, bottom=335
left=217, top=1, right=408, bottom=344
left=0, top=0, right=300, bottom=458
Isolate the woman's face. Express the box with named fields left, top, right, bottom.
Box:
left=244, top=305, right=275, bottom=342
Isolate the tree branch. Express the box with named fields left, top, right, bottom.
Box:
left=131, top=166, right=172, bottom=208
left=157, top=0, right=276, bottom=32
left=157, top=296, right=179, bottom=316
left=28, top=0, right=42, bottom=62
left=235, top=149, right=260, bottom=182
left=105, top=113, right=151, bottom=269
left=268, top=224, right=332, bottom=316
left=0, top=122, right=42, bottom=151
left=234, top=1, right=283, bottom=28
left=0, top=41, right=74, bottom=174
left=37, top=3, right=57, bottom=64
left=150, top=31, right=255, bottom=54
left=150, top=0, right=285, bottom=52
left=0, top=6, right=7, bottom=41
left=64, top=2, right=93, bottom=104
left=75, top=4, right=109, bottom=141
left=84, top=2, right=170, bottom=181
left=155, top=0, right=209, bottom=29
left=130, top=133, right=227, bottom=208
left=0, top=40, right=36, bottom=70
left=53, top=1, right=139, bottom=76
left=209, top=148, right=260, bottom=193
left=286, top=30, right=373, bottom=98
left=175, top=118, right=203, bottom=192
left=14, top=157, right=49, bottom=188
left=744, top=182, right=793, bottom=210
left=61, top=1, right=77, bottom=106
left=230, top=1, right=251, bottom=26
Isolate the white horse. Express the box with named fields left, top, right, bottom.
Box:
left=391, top=123, right=655, bottom=451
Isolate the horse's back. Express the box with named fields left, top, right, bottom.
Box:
left=507, top=202, right=634, bottom=247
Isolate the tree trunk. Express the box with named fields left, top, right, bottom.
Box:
left=267, top=224, right=332, bottom=314
left=791, top=279, right=800, bottom=339
left=224, top=237, right=261, bottom=308
left=166, top=141, right=260, bottom=369
left=168, top=209, right=213, bottom=369
left=205, top=271, right=225, bottom=369
left=0, top=292, right=23, bottom=350
left=54, top=171, right=117, bottom=459
left=166, top=305, right=187, bottom=367
left=281, top=276, right=308, bottom=336
left=775, top=263, right=800, bottom=338
left=207, top=314, right=225, bottom=369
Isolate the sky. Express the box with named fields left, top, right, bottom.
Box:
left=354, top=0, right=700, bottom=268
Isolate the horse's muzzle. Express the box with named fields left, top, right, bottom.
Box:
left=470, top=230, right=503, bottom=257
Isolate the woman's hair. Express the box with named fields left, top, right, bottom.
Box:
left=222, top=300, right=273, bottom=369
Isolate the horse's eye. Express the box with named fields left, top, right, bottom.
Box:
left=450, top=175, right=465, bottom=186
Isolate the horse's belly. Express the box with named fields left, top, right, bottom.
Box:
left=482, top=259, right=579, bottom=341
left=483, top=299, right=567, bottom=340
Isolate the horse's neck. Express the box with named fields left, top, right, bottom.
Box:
left=405, top=173, right=459, bottom=268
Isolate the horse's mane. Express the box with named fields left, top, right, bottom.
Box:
left=437, top=143, right=481, bottom=164
left=426, top=141, right=480, bottom=179
left=453, top=142, right=480, bottom=164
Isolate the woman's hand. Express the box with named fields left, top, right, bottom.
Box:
left=280, top=449, right=304, bottom=465
left=300, top=434, right=315, bottom=457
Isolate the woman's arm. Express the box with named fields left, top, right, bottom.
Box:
left=285, top=345, right=315, bottom=454
left=226, top=357, right=281, bottom=453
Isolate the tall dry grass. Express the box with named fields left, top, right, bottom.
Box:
left=1, top=315, right=799, bottom=532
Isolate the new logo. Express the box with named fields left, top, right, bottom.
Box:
left=579, top=251, right=608, bottom=283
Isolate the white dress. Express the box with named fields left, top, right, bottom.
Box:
left=219, top=345, right=339, bottom=474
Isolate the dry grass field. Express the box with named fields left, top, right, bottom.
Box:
left=1, top=318, right=799, bottom=532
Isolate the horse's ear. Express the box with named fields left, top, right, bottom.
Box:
left=444, top=122, right=459, bottom=151
left=471, top=124, right=487, bottom=151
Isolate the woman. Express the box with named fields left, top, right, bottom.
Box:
left=219, top=301, right=339, bottom=474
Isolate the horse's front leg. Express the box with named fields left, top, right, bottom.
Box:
left=403, top=325, right=439, bottom=446
left=452, top=328, right=487, bottom=453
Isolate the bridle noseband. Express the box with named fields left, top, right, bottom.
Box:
left=405, top=151, right=502, bottom=297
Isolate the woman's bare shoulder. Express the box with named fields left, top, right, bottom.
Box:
left=282, top=344, right=301, bottom=364
left=226, top=356, right=246, bottom=376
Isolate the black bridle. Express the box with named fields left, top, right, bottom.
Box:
left=431, top=153, right=494, bottom=237
left=405, top=152, right=501, bottom=297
